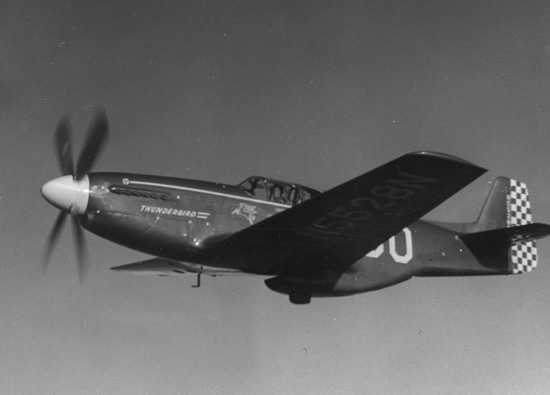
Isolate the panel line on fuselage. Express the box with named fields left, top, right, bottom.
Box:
left=128, top=180, right=292, bottom=208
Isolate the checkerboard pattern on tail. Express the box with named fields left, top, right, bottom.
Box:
left=509, top=179, right=538, bottom=274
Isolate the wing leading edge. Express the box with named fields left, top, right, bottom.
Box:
left=214, top=151, right=487, bottom=273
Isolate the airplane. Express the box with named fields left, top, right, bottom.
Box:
left=41, top=108, right=550, bottom=304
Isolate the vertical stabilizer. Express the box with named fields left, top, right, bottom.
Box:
left=475, top=177, right=509, bottom=230
left=469, top=177, right=538, bottom=274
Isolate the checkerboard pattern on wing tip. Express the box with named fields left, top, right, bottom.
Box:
left=509, top=179, right=537, bottom=274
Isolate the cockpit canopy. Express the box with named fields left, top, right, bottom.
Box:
left=237, top=176, right=322, bottom=206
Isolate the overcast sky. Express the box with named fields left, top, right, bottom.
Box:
left=1, top=0, right=550, bottom=394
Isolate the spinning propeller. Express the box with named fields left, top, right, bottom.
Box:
left=41, top=107, right=109, bottom=282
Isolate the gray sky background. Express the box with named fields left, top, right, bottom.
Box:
left=1, top=0, right=550, bottom=394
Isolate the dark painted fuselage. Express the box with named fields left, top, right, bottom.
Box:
left=84, top=173, right=292, bottom=268
left=81, top=172, right=497, bottom=297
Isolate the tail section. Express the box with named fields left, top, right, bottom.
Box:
left=464, top=177, right=550, bottom=274
left=461, top=223, right=550, bottom=274
left=474, top=177, right=532, bottom=231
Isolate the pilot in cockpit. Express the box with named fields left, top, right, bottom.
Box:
left=271, top=184, right=288, bottom=204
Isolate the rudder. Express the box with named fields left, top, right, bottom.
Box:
left=508, top=179, right=538, bottom=273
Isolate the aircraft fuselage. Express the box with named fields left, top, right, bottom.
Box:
left=81, top=172, right=495, bottom=297
left=83, top=173, right=290, bottom=268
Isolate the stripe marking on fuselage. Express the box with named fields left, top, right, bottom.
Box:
left=128, top=180, right=292, bottom=208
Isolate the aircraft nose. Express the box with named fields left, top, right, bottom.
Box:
left=41, top=175, right=90, bottom=215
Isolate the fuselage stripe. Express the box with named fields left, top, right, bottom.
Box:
left=128, top=180, right=292, bottom=208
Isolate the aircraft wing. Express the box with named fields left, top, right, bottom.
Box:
left=110, top=258, right=246, bottom=276
left=213, top=152, right=487, bottom=273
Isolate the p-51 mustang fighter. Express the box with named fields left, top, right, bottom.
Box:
left=42, top=109, right=550, bottom=304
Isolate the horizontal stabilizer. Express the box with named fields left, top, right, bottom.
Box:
left=461, top=223, right=550, bottom=274
left=462, top=223, right=550, bottom=245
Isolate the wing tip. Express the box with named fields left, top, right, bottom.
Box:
left=408, top=151, right=486, bottom=171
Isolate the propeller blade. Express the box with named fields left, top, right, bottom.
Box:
left=43, top=211, right=68, bottom=272
left=75, top=107, right=109, bottom=180
left=72, top=216, right=88, bottom=283
left=44, top=107, right=108, bottom=282
left=54, top=114, right=74, bottom=176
